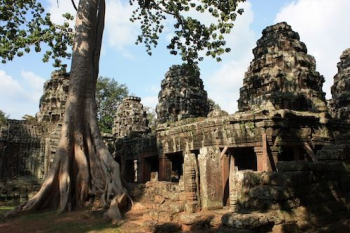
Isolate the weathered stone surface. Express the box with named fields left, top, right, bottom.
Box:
left=183, top=152, right=200, bottom=213
left=0, top=120, right=45, bottom=182
left=331, top=48, right=350, bottom=119
left=221, top=212, right=273, bottom=229
left=36, top=71, right=69, bottom=123
left=238, top=22, right=327, bottom=113
left=156, top=64, right=210, bottom=124
left=316, top=144, right=350, bottom=161
left=113, top=96, right=149, bottom=138
left=198, top=146, right=223, bottom=210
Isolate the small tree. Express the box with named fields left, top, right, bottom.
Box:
left=96, top=77, right=128, bottom=134
left=144, top=106, right=156, bottom=132
left=0, top=110, right=8, bottom=126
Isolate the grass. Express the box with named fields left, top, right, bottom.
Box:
left=0, top=206, right=14, bottom=215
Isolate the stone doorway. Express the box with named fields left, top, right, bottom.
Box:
left=232, top=147, right=257, bottom=171
left=166, top=152, right=184, bottom=182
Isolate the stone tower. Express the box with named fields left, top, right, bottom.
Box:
left=113, top=96, right=149, bottom=139
left=36, top=71, right=69, bottom=123
left=331, top=48, right=350, bottom=120
left=238, top=22, right=327, bottom=112
left=156, top=64, right=210, bottom=124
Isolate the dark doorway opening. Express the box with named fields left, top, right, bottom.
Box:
left=232, top=147, right=257, bottom=171
left=143, top=156, right=159, bottom=182
left=278, top=146, right=308, bottom=161
left=123, top=159, right=138, bottom=183
left=166, top=152, right=184, bottom=182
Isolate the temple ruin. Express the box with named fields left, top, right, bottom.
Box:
left=1, top=22, right=350, bottom=231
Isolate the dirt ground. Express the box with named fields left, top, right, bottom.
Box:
left=0, top=208, right=121, bottom=233
left=0, top=206, right=230, bottom=233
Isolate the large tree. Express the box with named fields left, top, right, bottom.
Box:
left=3, top=0, right=245, bottom=222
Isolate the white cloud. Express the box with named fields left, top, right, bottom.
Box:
left=274, top=0, right=350, bottom=99
left=142, top=96, right=158, bottom=110
left=204, top=2, right=255, bottom=113
left=47, top=0, right=76, bottom=25
left=105, top=0, right=139, bottom=56
left=0, top=70, right=45, bottom=119
left=0, top=70, right=24, bottom=100
left=21, top=71, right=46, bottom=102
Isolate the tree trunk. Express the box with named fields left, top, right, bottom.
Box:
left=6, top=0, right=129, bottom=222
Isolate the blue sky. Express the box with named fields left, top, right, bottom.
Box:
left=1, top=0, right=350, bottom=119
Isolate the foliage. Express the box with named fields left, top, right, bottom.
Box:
left=208, top=98, right=221, bottom=111
left=0, top=0, right=74, bottom=69
left=1, top=0, right=245, bottom=67
left=96, top=76, right=129, bottom=134
left=130, top=0, right=246, bottom=64
left=0, top=110, right=8, bottom=126
left=144, top=106, right=156, bottom=131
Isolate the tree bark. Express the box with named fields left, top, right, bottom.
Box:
left=6, top=0, right=129, bottom=222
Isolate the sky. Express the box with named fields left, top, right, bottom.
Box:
left=1, top=0, right=350, bottom=120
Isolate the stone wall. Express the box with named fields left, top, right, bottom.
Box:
left=225, top=159, right=350, bottom=231
left=0, top=120, right=45, bottom=181
left=131, top=181, right=186, bottom=222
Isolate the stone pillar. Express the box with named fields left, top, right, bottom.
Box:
left=221, top=150, right=230, bottom=206
left=198, top=146, right=223, bottom=210
left=255, top=147, right=265, bottom=171
left=229, top=158, right=241, bottom=212
left=255, top=133, right=271, bottom=172
left=184, top=152, right=200, bottom=213
left=270, top=147, right=279, bottom=168
left=0, top=142, right=4, bottom=179
left=44, top=138, right=50, bottom=178
left=159, top=155, right=172, bottom=181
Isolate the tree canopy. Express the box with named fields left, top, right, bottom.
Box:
left=131, top=0, right=245, bottom=63
left=1, top=0, right=245, bottom=66
left=0, top=0, right=74, bottom=68
left=96, top=76, right=129, bottom=134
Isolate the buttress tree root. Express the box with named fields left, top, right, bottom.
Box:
left=5, top=0, right=131, bottom=222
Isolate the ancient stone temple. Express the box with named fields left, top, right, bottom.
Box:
left=331, top=48, right=350, bottom=120
left=36, top=71, right=69, bottom=123
left=112, top=96, right=150, bottom=139
left=4, top=22, right=350, bottom=232
left=156, top=64, right=210, bottom=124
left=238, top=22, right=327, bottom=113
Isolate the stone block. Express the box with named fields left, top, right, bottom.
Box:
left=198, top=146, right=223, bottom=210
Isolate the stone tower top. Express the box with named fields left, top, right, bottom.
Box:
left=238, top=22, right=327, bottom=113
left=36, top=71, right=70, bottom=123
left=156, top=64, right=209, bottom=124
left=331, top=48, right=350, bottom=119
left=113, top=96, right=149, bottom=138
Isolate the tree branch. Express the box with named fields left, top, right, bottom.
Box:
left=71, top=0, right=78, bottom=11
